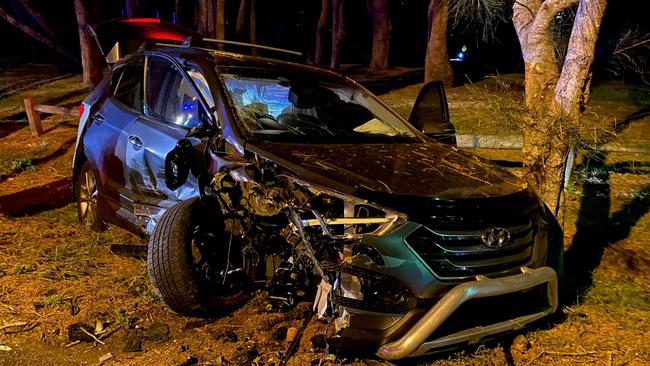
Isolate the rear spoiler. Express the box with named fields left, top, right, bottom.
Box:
left=88, top=18, right=195, bottom=64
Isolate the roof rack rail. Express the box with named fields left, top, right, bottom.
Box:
left=180, top=36, right=312, bottom=63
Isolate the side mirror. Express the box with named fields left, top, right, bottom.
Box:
left=165, top=139, right=192, bottom=190
left=408, top=81, right=456, bottom=145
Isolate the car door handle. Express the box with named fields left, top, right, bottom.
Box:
left=128, top=135, right=143, bottom=149
left=92, top=113, right=105, bottom=124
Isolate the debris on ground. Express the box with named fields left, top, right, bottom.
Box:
left=215, top=329, right=238, bottom=343
left=143, top=322, right=171, bottom=342
left=98, top=352, right=114, bottom=364
left=67, top=323, right=96, bottom=343
left=177, top=355, right=199, bottom=366
left=109, top=244, right=148, bottom=257
left=0, top=345, right=12, bottom=351
left=123, top=329, right=144, bottom=352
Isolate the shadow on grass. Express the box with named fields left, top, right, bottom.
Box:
left=564, top=151, right=650, bottom=301
left=0, top=176, right=72, bottom=217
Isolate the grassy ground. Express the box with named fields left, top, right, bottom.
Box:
left=0, top=69, right=648, bottom=365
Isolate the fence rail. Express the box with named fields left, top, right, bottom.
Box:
left=23, top=98, right=79, bottom=137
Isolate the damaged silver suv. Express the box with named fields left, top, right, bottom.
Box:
left=73, top=19, right=562, bottom=360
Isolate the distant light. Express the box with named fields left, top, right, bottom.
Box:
left=457, top=52, right=465, bottom=60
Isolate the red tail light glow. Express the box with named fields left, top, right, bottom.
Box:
left=79, top=103, right=85, bottom=118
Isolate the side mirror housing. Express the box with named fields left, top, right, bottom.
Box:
left=408, top=81, right=457, bottom=145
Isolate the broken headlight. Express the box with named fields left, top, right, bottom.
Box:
left=298, top=184, right=407, bottom=238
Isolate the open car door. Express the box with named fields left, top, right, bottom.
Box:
left=89, top=18, right=196, bottom=64
left=408, top=81, right=456, bottom=145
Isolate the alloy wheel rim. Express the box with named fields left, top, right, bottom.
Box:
left=79, top=169, right=98, bottom=227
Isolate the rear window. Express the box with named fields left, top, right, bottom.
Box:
left=111, top=58, right=145, bottom=112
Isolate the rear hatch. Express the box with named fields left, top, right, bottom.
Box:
left=89, top=18, right=195, bottom=64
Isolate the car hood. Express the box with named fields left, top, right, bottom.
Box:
left=247, top=141, right=527, bottom=200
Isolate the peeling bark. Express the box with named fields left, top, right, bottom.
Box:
left=315, top=0, right=330, bottom=65
left=424, top=0, right=452, bottom=86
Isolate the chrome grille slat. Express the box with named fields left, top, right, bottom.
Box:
left=406, top=217, right=536, bottom=279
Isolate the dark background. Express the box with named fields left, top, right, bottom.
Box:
left=1, top=0, right=648, bottom=81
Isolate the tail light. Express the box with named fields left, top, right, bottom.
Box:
left=79, top=103, right=85, bottom=118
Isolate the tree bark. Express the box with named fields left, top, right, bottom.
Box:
left=369, top=0, right=391, bottom=73
left=74, top=0, right=103, bottom=86
left=0, top=6, right=79, bottom=63
left=513, top=0, right=607, bottom=213
left=330, top=0, right=346, bottom=69
left=424, top=0, right=452, bottom=85
left=197, top=0, right=208, bottom=35
left=553, top=0, right=606, bottom=118
left=236, top=0, right=248, bottom=36
left=215, top=0, right=225, bottom=40
left=315, top=0, right=330, bottom=65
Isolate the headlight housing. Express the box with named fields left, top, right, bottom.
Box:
left=293, top=182, right=407, bottom=239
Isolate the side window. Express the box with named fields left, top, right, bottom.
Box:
left=146, top=56, right=201, bottom=129
left=112, top=58, right=144, bottom=112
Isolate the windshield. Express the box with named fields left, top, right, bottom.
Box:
left=217, top=67, right=417, bottom=143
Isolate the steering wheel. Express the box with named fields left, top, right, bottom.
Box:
left=277, top=113, right=334, bottom=136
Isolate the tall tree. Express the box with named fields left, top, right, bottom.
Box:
left=513, top=0, right=607, bottom=211
left=315, top=0, right=330, bottom=65
left=215, top=0, right=225, bottom=40
left=236, top=0, right=248, bottom=36
left=424, top=0, right=453, bottom=85
left=368, top=0, right=391, bottom=73
left=330, top=0, right=346, bottom=69
left=125, top=0, right=138, bottom=17
left=74, top=0, right=103, bottom=86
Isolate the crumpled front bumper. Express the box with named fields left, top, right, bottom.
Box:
left=375, top=266, right=558, bottom=360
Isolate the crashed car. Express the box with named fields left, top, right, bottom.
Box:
left=73, top=19, right=562, bottom=360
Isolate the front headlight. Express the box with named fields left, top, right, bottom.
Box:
left=293, top=182, right=407, bottom=238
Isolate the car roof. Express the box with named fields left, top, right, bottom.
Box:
left=128, top=44, right=347, bottom=82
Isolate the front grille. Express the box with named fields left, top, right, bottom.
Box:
left=406, top=217, right=536, bottom=280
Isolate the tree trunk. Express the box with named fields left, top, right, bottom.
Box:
left=215, top=0, right=225, bottom=40
left=197, top=0, right=208, bottom=35
left=74, top=0, right=103, bottom=86
left=330, top=0, right=346, bottom=69
left=553, top=0, right=607, bottom=118
left=369, top=0, right=391, bottom=73
left=315, top=0, right=330, bottom=65
left=0, top=6, right=79, bottom=63
left=125, top=0, right=137, bottom=17
left=424, top=0, right=452, bottom=86
left=249, top=0, right=257, bottom=55
left=236, top=0, right=248, bottom=36
left=513, top=0, right=607, bottom=213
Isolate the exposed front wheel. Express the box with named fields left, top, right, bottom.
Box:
left=147, top=198, right=249, bottom=316
left=75, top=161, right=105, bottom=231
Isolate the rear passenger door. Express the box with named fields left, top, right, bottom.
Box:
left=122, top=54, right=209, bottom=206
left=83, top=56, right=145, bottom=221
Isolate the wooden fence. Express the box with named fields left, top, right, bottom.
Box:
left=23, top=98, right=79, bottom=137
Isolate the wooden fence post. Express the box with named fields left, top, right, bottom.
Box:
left=23, top=98, right=43, bottom=137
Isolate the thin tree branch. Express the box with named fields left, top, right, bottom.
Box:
left=0, top=6, right=79, bottom=63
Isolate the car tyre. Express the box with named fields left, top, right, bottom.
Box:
left=147, top=197, right=249, bottom=316
left=75, top=161, right=106, bottom=231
